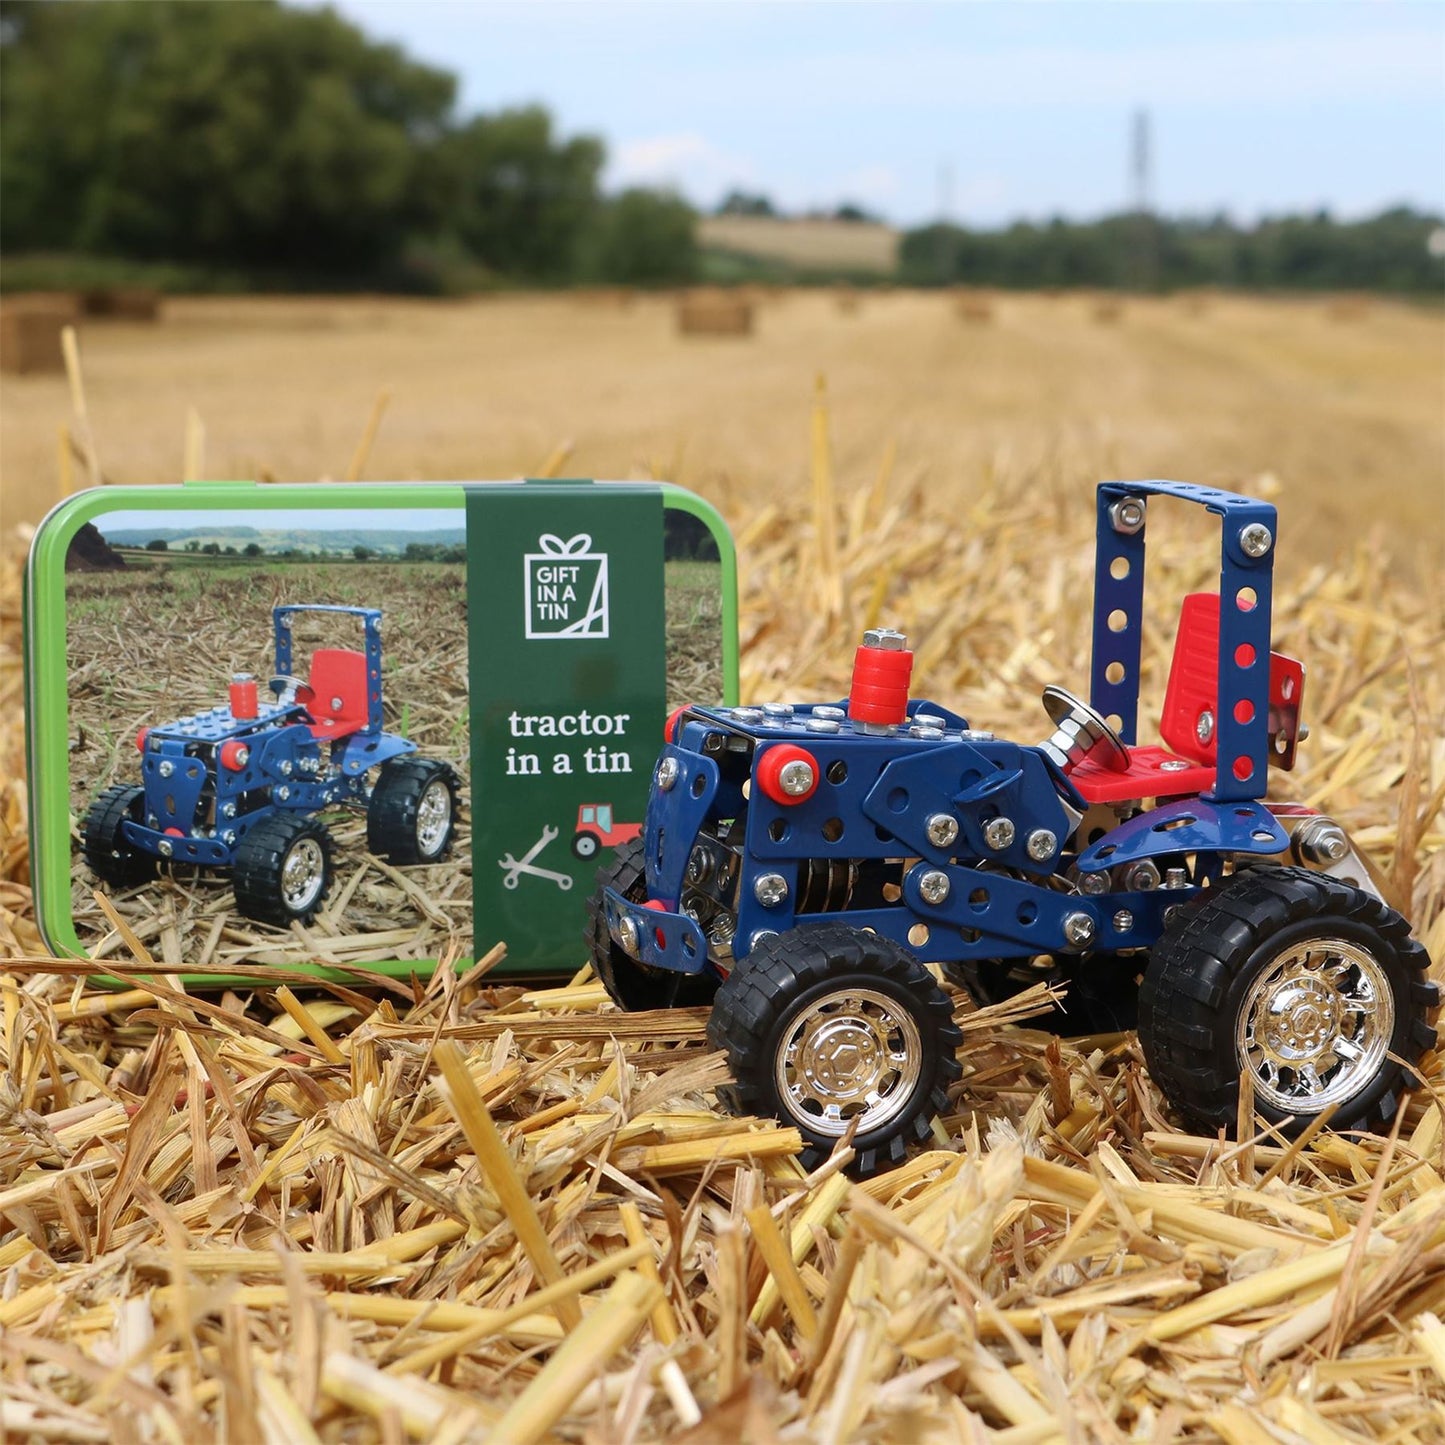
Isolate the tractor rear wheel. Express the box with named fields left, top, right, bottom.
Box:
left=233, top=815, right=332, bottom=926
left=367, top=759, right=459, bottom=865
left=585, top=837, right=718, bottom=1011
left=708, top=925, right=963, bottom=1176
left=82, top=784, right=154, bottom=888
left=1139, top=868, right=1438, bottom=1137
left=573, top=831, right=601, bottom=860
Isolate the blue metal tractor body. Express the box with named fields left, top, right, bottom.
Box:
left=601, top=481, right=1330, bottom=985
left=120, top=605, right=414, bottom=868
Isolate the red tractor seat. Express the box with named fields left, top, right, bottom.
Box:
left=303, top=649, right=371, bottom=740
left=1070, top=592, right=1225, bottom=805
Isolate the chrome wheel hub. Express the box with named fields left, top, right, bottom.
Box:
left=775, top=987, right=922, bottom=1137
left=1237, top=937, right=1392, bottom=1112
left=416, top=780, right=452, bottom=854
left=281, top=838, right=326, bottom=912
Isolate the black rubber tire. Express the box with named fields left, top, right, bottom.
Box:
left=584, top=837, right=719, bottom=1011
left=943, top=956, right=1141, bottom=1034
left=1139, top=867, right=1438, bottom=1138
left=233, top=814, right=333, bottom=927
left=708, top=925, right=964, bottom=1177
left=573, top=831, right=601, bottom=860
left=366, top=758, right=460, bottom=865
left=81, top=784, right=155, bottom=888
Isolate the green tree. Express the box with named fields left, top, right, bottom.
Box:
left=353, top=545, right=374, bottom=561
left=144, top=538, right=168, bottom=552
left=243, top=542, right=262, bottom=557
left=201, top=542, right=220, bottom=555
left=585, top=189, right=698, bottom=285
left=0, top=0, right=455, bottom=273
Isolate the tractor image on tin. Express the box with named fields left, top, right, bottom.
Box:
left=586, top=482, right=1438, bottom=1174
left=82, top=605, right=461, bottom=927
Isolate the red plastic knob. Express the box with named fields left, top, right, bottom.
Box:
left=757, top=744, right=820, bottom=805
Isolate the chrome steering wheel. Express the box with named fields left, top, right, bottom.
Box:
left=1041, top=685, right=1131, bottom=774
left=269, top=674, right=310, bottom=706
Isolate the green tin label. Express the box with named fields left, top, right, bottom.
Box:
left=466, top=484, right=665, bottom=969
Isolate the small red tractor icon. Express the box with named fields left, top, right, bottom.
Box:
left=572, top=803, right=642, bottom=859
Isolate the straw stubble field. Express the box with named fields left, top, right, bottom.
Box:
left=0, top=289, right=1443, bottom=1441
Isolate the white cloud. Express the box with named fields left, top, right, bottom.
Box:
left=607, top=132, right=757, bottom=201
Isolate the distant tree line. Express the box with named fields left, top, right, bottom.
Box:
left=2, top=1, right=1438, bottom=295
left=901, top=210, right=1443, bottom=294
left=0, top=0, right=698, bottom=289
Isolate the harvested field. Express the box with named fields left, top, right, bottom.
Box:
left=1, top=288, right=1444, bottom=1440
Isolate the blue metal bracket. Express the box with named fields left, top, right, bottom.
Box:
left=1075, top=795, right=1288, bottom=873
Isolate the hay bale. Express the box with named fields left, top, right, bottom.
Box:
left=0, top=293, right=78, bottom=374
left=953, top=289, right=994, bottom=324
left=1327, top=294, right=1371, bottom=322
left=675, top=288, right=753, bottom=337
left=80, top=287, right=163, bottom=322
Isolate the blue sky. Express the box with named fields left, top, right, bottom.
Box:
left=319, top=1, right=1444, bottom=226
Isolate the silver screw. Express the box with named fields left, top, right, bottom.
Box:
left=778, top=759, right=815, bottom=795
left=222, top=830, right=237, bottom=845
left=1113, top=910, right=1135, bottom=933
left=1078, top=871, right=1110, bottom=895
left=926, top=813, right=959, bottom=848
left=158, top=839, right=173, bottom=858
left=762, top=703, right=794, bottom=717
left=1240, top=522, right=1273, bottom=558
left=806, top=718, right=842, bottom=734
left=276, top=786, right=290, bottom=801
left=279, top=759, right=293, bottom=776
left=616, top=916, right=640, bottom=957
left=754, top=873, right=789, bottom=907
left=1124, top=860, right=1160, bottom=892
left=914, top=714, right=947, bottom=729
left=749, top=929, right=780, bottom=950
left=862, top=628, right=907, bottom=651
left=1296, top=817, right=1350, bottom=865
left=1026, top=828, right=1058, bottom=862
left=1159, top=759, right=1190, bottom=772
left=812, top=706, right=846, bottom=720
left=1195, top=710, right=1215, bottom=745
left=1163, top=867, right=1190, bottom=889
left=657, top=757, right=680, bottom=791
left=919, top=870, right=951, bottom=904
left=1062, top=912, right=1096, bottom=947
left=158, top=760, right=174, bottom=778
left=1109, top=498, right=1146, bottom=535
left=983, top=817, right=1016, bottom=851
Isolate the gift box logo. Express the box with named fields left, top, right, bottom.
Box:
left=525, top=533, right=610, bottom=639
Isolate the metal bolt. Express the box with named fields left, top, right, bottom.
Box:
left=812, top=706, right=846, bottom=720
left=222, top=830, right=237, bottom=845
left=276, top=786, right=290, bottom=801
left=762, top=703, right=794, bottom=717
left=862, top=628, right=907, bottom=651
left=158, top=760, right=174, bottom=778
left=910, top=725, right=944, bottom=739
left=1164, top=904, right=1185, bottom=927
left=1078, top=871, right=1110, bottom=895
left=1062, top=912, right=1096, bottom=947
left=1295, top=817, right=1350, bottom=865
left=806, top=718, right=841, bottom=734
left=710, top=913, right=736, bottom=943
left=1026, top=828, right=1058, bottom=862
left=1124, top=860, right=1160, bottom=892
left=221, top=803, right=236, bottom=818
left=1195, top=710, right=1215, bottom=745
left=749, top=929, right=780, bottom=950
left=279, top=759, right=293, bottom=776
left=914, top=714, right=946, bottom=729
left=926, top=813, right=959, bottom=848
left=778, top=759, right=816, bottom=796
left=657, top=757, right=680, bottom=791
left=686, top=846, right=713, bottom=885
left=754, top=873, right=789, bottom=907
left=1163, top=867, right=1190, bottom=889
left=983, top=817, right=1016, bottom=851
left=1113, top=910, right=1135, bottom=934
left=959, top=729, right=995, bottom=742
left=732, top=707, right=764, bottom=723
left=1159, top=759, right=1189, bottom=772
left=1109, top=498, right=1146, bottom=535
left=616, top=915, right=641, bottom=957
left=919, top=870, right=951, bottom=905
left=158, top=839, right=173, bottom=858
left=1239, top=522, right=1273, bottom=558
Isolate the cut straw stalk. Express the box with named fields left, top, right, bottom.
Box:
left=488, top=1271, right=662, bottom=1445
left=433, top=1038, right=582, bottom=1330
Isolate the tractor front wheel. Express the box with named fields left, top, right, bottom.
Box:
left=585, top=837, right=718, bottom=1010
left=82, top=784, right=155, bottom=888
left=233, top=815, right=333, bottom=926
left=367, top=759, right=459, bottom=865
left=1139, top=868, right=1438, bottom=1137
left=708, top=925, right=963, bottom=1176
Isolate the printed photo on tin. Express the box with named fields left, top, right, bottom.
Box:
left=64, top=505, right=472, bottom=970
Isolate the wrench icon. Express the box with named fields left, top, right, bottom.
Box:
left=499, top=825, right=574, bottom=891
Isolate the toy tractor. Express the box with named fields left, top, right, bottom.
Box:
left=572, top=803, right=643, bottom=860
left=83, top=605, right=460, bottom=927
left=587, top=482, right=1438, bottom=1174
